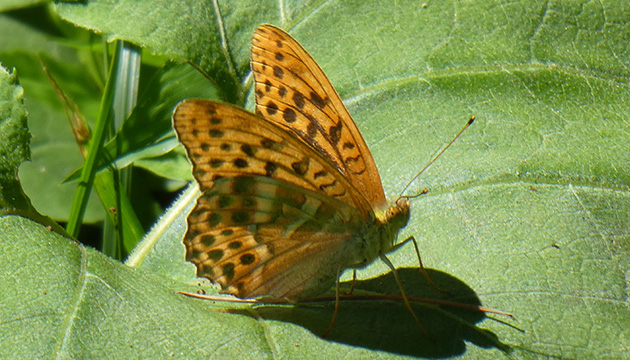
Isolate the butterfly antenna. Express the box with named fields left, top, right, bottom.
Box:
left=400, top=116, right=475, bottom=198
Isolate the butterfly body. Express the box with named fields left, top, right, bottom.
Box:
left=173, top=25, right=411, bottom=302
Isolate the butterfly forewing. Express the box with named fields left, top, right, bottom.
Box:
left=174, top=100, right=368, bottom=212
left=251, top=25, right=387, bottom=208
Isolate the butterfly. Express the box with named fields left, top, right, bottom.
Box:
left=172, top=25, right=463, bottom=327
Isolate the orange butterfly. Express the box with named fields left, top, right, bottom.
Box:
left=173, top=24, right=471, bottom=332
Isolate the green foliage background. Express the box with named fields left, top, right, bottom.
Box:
left=0, top=1, right=628, bottom=359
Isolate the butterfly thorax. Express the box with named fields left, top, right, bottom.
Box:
left=347, top=197, right=411, bottom=270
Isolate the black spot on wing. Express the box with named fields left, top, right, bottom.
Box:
left=241, top=144, right=255, bottom=156
left=233, top=158, right=248, bottom=169
left=240, top=253, right=256, bottom=265
left=273, top=66, right=284, bottom=79
left=266, top=101, right=279, bottom=115
left=283, top=108, right=297, bottom=123
left=291, top=159, right=309, bottom=176
left=310, top=91, right=326, bottom=109
left=292, top=92, right=305, bottom=109
left=210, top=159, right=225, bottom=168
left=264, top=161, right=277, bottom=176
left=329, top=121, right=343, bottom=146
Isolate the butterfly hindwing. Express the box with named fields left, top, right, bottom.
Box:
left=183, top=175, right=367, bottom=300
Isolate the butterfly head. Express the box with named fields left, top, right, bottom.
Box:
left=375, top=196, right=411, bottom=254
left=392, top=197, right=411, bottom=227
left=382, top=197, right=411, bottom=232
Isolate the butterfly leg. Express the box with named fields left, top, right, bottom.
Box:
left=321, top=266, right=343, bottom=338
left=379, top=253, right=433, bottom=339
left=392, top=236, right=448, bottom=293
left=343, top=269, right=357, bottom=295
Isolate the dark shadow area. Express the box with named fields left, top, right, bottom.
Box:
left=251, top=268, right=511, bottom=358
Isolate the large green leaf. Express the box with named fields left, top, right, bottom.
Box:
left=0, top=0, right=627, bottom=358
left=0, top=215, right=272, bottom=359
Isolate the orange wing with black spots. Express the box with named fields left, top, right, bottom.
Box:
left=173, top=99, right=370, bottom=215
left=173, top=100, right=371, bottom=300
left=251, top=24, right=387, bottom=209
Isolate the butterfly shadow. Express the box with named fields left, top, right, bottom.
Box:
left=251, top=268, right=512, bottom=358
